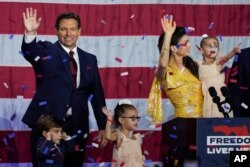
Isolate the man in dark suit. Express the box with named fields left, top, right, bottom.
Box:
left=21, top=8, right=107, bottom=167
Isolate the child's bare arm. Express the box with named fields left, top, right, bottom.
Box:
left=218, top=43, right=241, bottom=65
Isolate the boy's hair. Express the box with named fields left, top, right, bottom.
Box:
left=114, top=104, right=137, bottom=127
left=158, top=27, right=199, bottom=79
left=55, top=12, right=81, bottom=30
left=200, top=36, right=220, bottom=48
left=37, top=114, right=63, bottom=133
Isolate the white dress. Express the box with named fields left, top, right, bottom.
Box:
left=112, top=133, right=145, bottom=167
left=197, top=61, right=233, bottom=117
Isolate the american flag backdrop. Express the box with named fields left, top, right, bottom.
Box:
left=0, top=0, right=250, bottom=166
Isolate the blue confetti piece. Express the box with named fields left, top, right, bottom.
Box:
left=3, top=138, right=8, bottom=146
left=39, top=101, right=47, bottom=106
left=48, top=55, right=52, bottom=59
left=86, top=144, right=94, bottom=149
left=43, top=146, right=49, bottom=155
left=165, top=15, right=171, bottom=20
left=8, top=133, right=15, bottom=139
left=45, top=159, right=54, bottom=164
left=87, top=156, right=95, bottom=162
left=170, top=134, right=177, bottom=139
left=173, top=126, right=177, bottom=130
left=63, top=59, right=68, bottom=63
left=184, top=27, right=189, bottom=34
left=10, top=113, right=16, bottom=121
left=218, top=34, right=223, bottom=41
left=173, top=146, right=178, bottom=152
left=9, top=34, right=14, bottom=39
left=141, top=33, right=146, bottom=40
left=88, top=94, right=94, bottom=101
left=20, top=84, right=28, bottom=90
left=234, top=54, right=239, bottom=62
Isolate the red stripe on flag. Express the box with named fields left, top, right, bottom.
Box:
left=0, top=66, right=155, bottom=98
left=1, top=2, right=249, bottom=36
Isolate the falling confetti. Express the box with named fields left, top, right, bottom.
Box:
left=218, top=34, right=223, bottom=41
left=39, top=101, right=47, bottom=106
left=141, top=33, right=146, bottom=40
left=229, top=79, right=237, bottom=83
left=9, top=34, right=14, bottom=39
left=130, top=14, right=135, bottom=19
left=3, top=82, right=9, bottom=88
left=170, top=134, right=177, bottom=139
left=241, top=103, right=248, bottom=109
left=120, top=71, right=129, bottom=76
left=101, top=19, right=109, bottom=25
left=138, top=81, right=143, bottom=84
left=144, top=150, right=149, bottom=155
left=92, top=142, right=99, bottom=148
left=34, top=56, right=40, bottom=62
left=208, top=22, right=214, bottom=29
left=115, top=57, right=122, bottom=63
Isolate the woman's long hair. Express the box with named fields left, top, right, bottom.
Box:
left=157, top=27, right=199, bottom=79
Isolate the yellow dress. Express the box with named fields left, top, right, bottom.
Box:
left=147, top=65, right=203, bottom=122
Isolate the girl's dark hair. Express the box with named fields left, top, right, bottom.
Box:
left=114, top=104, right=137, bottom=127
left=37, top=114, right=62, bottom=133
left=158, top=27, right=199, bottom=79
left=55, top=12, right=81, bottom=30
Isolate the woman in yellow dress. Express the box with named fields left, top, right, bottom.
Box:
left=148, top=15, right=203, bottom=123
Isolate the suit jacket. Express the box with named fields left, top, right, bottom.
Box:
left=21, top=38, right=106, bottom=133
left=37, top=137, right=74, bottom=167
left=228, top=47, right=250, bottom=117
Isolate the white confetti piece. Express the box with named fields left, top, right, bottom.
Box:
left=130, top=14, right=134, bottom=19
left=144, top=150, right=149, bottom=155
left=241, top=103, right=248, bottom=109
left=120, top=72, right=129, bottom=76
left=34, top=56, right=40, bottom=61
left=16, top=95, right=24, bottom=99
left=92, top=142, right=99, bottom=148
left=138, top=81, right=143, bottom=84
left=3, top=82, right=9, bottom=88
left=84, top=133, right=88, bottom=139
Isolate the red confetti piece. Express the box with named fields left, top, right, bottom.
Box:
left=189, top=145, right=197, bottom=150
left=96, top=156, right=103, bottom=162
left=196, top=45, right=201, bottom=51
left=229, top=79, right=237, bottom=83
left=230, top=70, right=238, bottom=76
left=232, top=66, right=238, bottom=72
left=240, top=86, right=248, bottom=90
left=35, top=74, right=43, bottom=78
left=115, top=57, right=122, bottom=63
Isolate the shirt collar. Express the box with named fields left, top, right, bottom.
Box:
left=59, top=42, right=77, bottom=55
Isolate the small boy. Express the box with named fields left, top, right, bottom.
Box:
left=36, top=114, right=74, bottom=167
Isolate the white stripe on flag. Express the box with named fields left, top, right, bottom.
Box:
left=0, top=98, right=174, bottom=131
left=1, top=35, right=249, bottom=67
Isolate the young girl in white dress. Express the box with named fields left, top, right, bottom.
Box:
left=102, top=100, right=145, bottom=167
left=197, top=36, right=241, bottom=117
